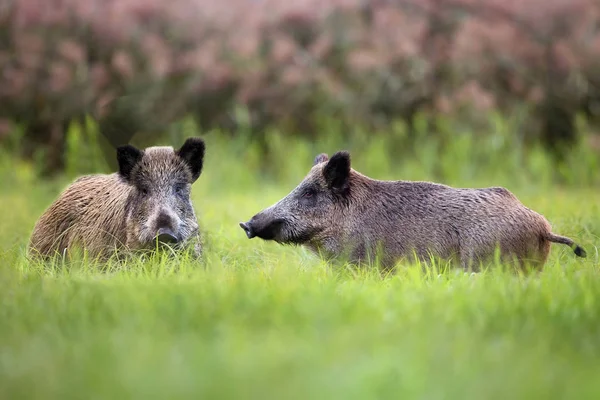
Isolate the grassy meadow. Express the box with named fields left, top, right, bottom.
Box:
left=0, top=120, right=599, bottom=399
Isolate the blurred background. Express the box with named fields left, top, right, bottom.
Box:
left=0, top=0, right=599, bottom=185
left=2, top=3, right=600, bottom=397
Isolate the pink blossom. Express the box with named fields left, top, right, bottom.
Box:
left=271, top=37, right=297, bottom=64
left=90, top=65, right=110, bottom=90
left=141, top=34, right=172, bottom=78
left=49, top=62, right=72, bottom=93
left=1, top=0, right=599, bottom=134
left=111, top=51, right=135, bottom=79
left=58, top=40, right=86, bottom=64
left=348, top=50, right=381, bottom=72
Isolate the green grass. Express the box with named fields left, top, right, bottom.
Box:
left=0, top=127, right=599, bottom=399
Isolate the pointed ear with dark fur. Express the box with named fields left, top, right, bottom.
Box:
left=323, top=151, right=351, bottom=194
left=117, top=145, right=144, bottom=182
left=177, top=137, right=205, bottom=182
left=313, top=153, right=329, bottom=166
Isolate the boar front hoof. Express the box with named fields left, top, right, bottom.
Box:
left=239, top=222, right=256, bottom=239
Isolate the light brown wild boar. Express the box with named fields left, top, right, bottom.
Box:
left=29, top=137, right=206, bottom=260
left=240, top=151, right=586, bottom=270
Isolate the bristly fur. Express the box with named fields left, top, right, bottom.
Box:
left=29, top=138, right=206, bottom=261
left=242, top=150, right=587, bottom=271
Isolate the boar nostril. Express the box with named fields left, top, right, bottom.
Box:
left=239, top=222, right=255, bottom=239
left=156, top=227, right=179, bottom=244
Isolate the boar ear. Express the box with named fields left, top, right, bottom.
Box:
left=117, top=145, right=144, bottom=182
left=313, top=153, right=329, bottom=165
left=323, top=151, right=351, bottom=194
left=177, top=137, right=205, bottom=182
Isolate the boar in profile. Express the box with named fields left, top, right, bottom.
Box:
left=29, top=137, right=206, bottom=261
left=240, top=151, right=586, bottom=270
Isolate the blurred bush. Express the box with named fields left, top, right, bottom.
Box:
left=1, top=0, right=600, bottom=175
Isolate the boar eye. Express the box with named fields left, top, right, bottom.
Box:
left=139, top=188, right=149, bottom=197
left=302, top=188, right=316, bottom=198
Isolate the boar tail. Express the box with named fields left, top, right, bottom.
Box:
left=546, top=233, right=587, bottom=258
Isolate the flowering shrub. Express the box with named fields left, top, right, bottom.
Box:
left=1, top=0, right=599, bottom=172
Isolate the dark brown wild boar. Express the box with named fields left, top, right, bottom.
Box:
left=240, top=151, right=586, bottom=270
left=29, top=138, right=206, bottom=261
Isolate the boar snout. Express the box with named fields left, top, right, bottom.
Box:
left=156, top=227, right=179, bottom=245
left=239, top=222, right=256, bottom=239
left=151, top=210, right=182, bottom=246
left=239, top=215, right=285, bottom=241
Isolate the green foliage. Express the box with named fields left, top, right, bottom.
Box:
left=0, top=125, right=599, bottom=399
left=42, top=112, right=600, bottom=187
left=65, top=116, right=112, bottom=176
left=5, top=0, right=600, bottom=174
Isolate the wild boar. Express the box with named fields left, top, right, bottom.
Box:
left=240, top=151, right=586, bottom=270
left=29, top=137, right=206, bottom=261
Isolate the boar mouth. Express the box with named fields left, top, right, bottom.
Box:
left=138, top=229, right=183, bottom=251
left=245, top=223, right=320, bottom=246
left=282, top=226, right=325, bottom=245
left=240, top=216, right=324, bottom=245
left=240, top=218, right=286, bottom=241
